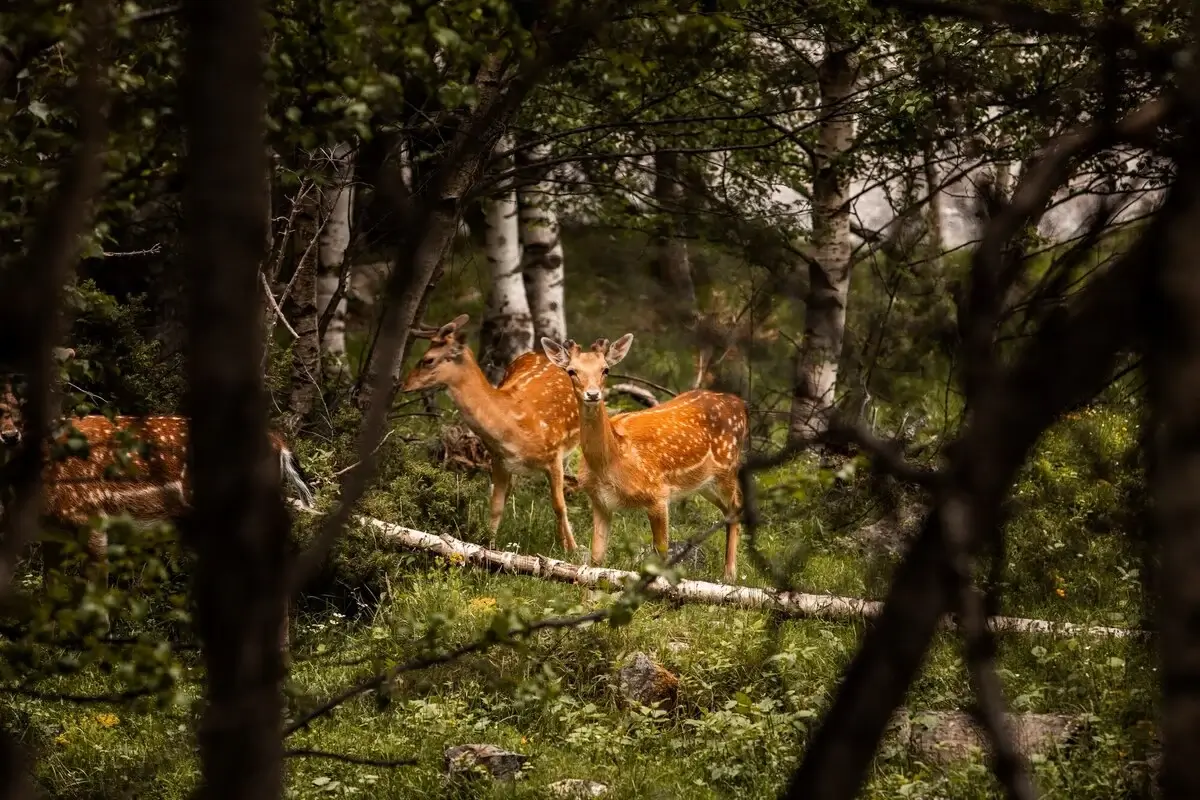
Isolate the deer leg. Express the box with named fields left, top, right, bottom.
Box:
left=589, top=502, right=612, bottom=566
left=713, top=476, right=742, bottom=584
left=487, top=463, right=511, bottom=547
left=547, top=458, right=576, bottom=553
left=648, top=501, right=670, bottom=560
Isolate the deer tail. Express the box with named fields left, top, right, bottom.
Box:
left=279, top=446, right=316, bottom=509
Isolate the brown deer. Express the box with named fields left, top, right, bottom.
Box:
left=541, top=334, right=747, bottom=583
left=401, top=314, right=580, bottom=553
left=0, top=381, right=314, bottom=646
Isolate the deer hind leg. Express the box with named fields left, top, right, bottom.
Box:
left=546, top=457, right=577, bottom=554
left=487, top=463, right=512, bottom=547
left=647, top=501, right=670, bottom=561
left=707, top=475, right=742, bottom=584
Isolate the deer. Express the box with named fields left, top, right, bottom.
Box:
left=540, top=334, right=748, bottom=583
left=0, top=379, right=315, bottom=647
left=401, top=313, right=581, bottom=553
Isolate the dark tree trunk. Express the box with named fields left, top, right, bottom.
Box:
left=180, top=0, right=291, bottom=798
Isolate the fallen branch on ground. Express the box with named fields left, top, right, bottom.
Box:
left=608, top=382, right=659, bottom=407
left=346, top=509, right=1139, bottom=640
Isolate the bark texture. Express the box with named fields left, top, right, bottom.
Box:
left=1147, top=122, right=1200, bottom=798
left=479, top=135, right=534, bottom=384
left=789, top=38, right=859, bottom=442
left=517, top=141, right=567, bottom=343
left=652, top=148, right=697, bottom=318
left=316, top=141, right=354, bottom=378
left=287, top=192, right=319, bottom=420
left=305, top=503, right=1138, bottom=639
left=180, top=0, right=292, bottom=797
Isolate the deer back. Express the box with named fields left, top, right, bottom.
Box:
left=608, top=390, right=747, bottom=493
left=494, top=351, right=580, bottom=454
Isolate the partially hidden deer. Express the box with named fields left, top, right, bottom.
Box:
left=401, top=314, right=580, bottom=552
left=0, top=380, right=315, bottom=645
left=541, top=334, right=747, bottom=583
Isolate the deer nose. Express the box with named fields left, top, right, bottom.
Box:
left=0, top=430, right=19, bottom=445
left=583, top=388, right=602, bottom=403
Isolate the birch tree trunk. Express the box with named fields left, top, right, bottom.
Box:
left=652, top=148, right=697, bottom=318
left=287, top=192, right=320, bottom=420
left=517, top=142, right=567, bottom=343
left=316, top=141, right=355, bottom=379
left=478, top=135, right=534, bottom=385
left=921, top=144, right=944, bottom=256
left=789, top=37, right=859, bottom=442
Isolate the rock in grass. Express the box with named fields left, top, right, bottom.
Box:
left=617, top=651, right=679, bottom=709
left=548, top=778, right=609, bottom=797
left=909, top=711, right=1085, bottom=765
left=444, top=743, right=528, bottom=780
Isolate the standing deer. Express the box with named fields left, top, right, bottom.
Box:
left=0, top=381, right=314, bottom=646
left=401, top=314, right=580, bottom=553
left=541, top=335, right=747, bottom=583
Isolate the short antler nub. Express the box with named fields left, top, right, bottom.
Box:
left=591, top=338, right=609, bottom=353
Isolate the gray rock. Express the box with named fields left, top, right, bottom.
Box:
left=616, top=651, right=679, bottom=708
left=909, top=711, right=1084, bottom=765
left=548, top=779, right=609, bottom=798
left=444, top=743, right=528, bottom=780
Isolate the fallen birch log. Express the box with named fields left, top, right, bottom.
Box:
left=345, top=511, right=1141, bottom=640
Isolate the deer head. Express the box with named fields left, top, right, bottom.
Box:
left=400, top=314, right=472, bottom=392
left=541, top=334, right=634, bottom=406
left=0, top=380, right=21, bottom=446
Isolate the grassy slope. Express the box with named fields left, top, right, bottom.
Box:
left=15, top=229, right=1156, bottom=798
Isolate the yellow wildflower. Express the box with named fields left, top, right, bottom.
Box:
left=94, top=713, right=119, bottom=728
left=468, top=597, right=498, bottom=612
left=54, top=734, right=69, bottom=747
left=1055, top=588, right=1066, bottom=598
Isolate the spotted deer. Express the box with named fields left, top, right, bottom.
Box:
left=401, top=313, right=580, bottom=552
left=541, top=335, right=747, bottom=583
left=0, top=381, right=315, bottom=581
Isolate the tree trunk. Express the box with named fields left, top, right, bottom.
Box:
left=180, top=0, right=291, bottom=798
left=652, top=148, right=697, bottom=319
left=316, top=142, right=355, bottom=379
left=789, top=37, right=859, bottom=442
left=286, top=193, right=319, bottom=420
left=517, top=141, right=567, bottom=343
left=921, top=144, right=944, bottom=256
left=478, top=135, right=534, bottom=384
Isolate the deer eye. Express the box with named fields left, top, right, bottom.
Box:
left=421, top=357, right=434, bottom=367
left=602, top=367, right=609, bottom=376
left=567, top=368, right=577, bottom=377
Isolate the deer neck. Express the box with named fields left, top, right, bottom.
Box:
left=578, top=399, right=621, bottom=475
left=444, top=350, right=514, bottom=441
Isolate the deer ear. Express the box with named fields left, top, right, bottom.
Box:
left=541, top=337, right=571, bottom=369
left=606, top=333, right=634, bottom=366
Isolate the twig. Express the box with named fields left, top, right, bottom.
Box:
left=332, top=429, right=397, bottom=477
left=609, top=373, right=677, bottom=397
left=260, top=272, right=300, bottom=339
left=102, top=243, right=162, bottom=257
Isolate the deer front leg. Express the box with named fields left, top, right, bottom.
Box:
left=546, top=457, right=577, bottom=553
left=487, top=463, right=511, bottom=547
left=711, top=476, right=741, bottom=584
left=589, top=501, right=612, bottom=566
left=647, top=501, right=670, bottom=560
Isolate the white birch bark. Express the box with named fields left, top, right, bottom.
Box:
left=478, top=135, right=534, bottom=385
left=517, top=142, right=567, bottom=343
left=789, top=36, right=859, bottom=441
left=316, top=141, right=355, bottom=378
left=299, top=502, right=1137, bottom=640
